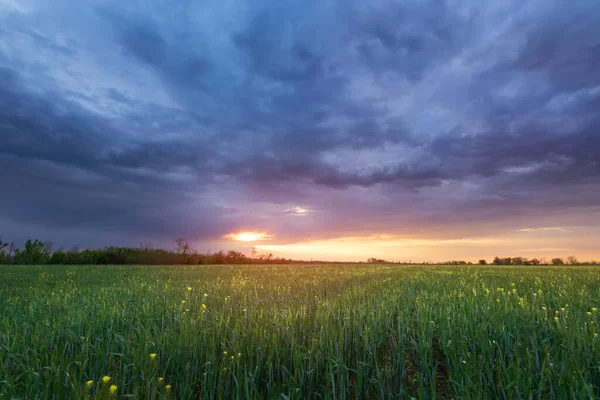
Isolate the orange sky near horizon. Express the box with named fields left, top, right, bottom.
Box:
left=221, top=227, right=600, bottom=263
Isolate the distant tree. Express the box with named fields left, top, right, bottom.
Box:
left=0, top=236, right=8, bottom=253
left=367, top=257, right=388, bottom=263
left=0, top=236, right=10, bottom=264
left=49, top=249, right=69, bottom=265
left=175, top=238, right=190, bottom=255
left=226, top=250, right=247, bottom=264
left=13, top=239, right=52, bottom=265
left=551, top=258, right=564, bottom=266
left=212, top=251, right=226, bottom=264
left=530, top=258, right=541, bottom=265
left=251, top=246, right=258, bottom=259
left=566, top=256, right=578, bottom=265
left=493, top=257, right=511, bottom=265
left=492, top=257, right=523, bottom=266
left=478, top=259, right=487, bottom=265
left=511, top=257, right=526, bottom=265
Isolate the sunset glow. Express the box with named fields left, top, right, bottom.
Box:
left=224, top=231, right=273, bottom=242
left=253, top=227, right=600, bottom=262
left=1, top=0, right=599, bottom=262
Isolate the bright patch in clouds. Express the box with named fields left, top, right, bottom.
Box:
left=285, top=207, right=308, bottom=215
left=224, top=231, right=273, bottom=242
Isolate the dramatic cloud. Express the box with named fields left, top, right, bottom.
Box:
left=0, top=0, right=599, bottom=259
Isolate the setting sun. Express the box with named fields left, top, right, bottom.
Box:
left=223, top=231, right=273, bottom=242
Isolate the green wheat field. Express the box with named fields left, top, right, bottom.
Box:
left=1, top=264, right=599, bottom=399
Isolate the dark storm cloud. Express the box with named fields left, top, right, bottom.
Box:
left=0, top=67, right=106, bottom=168
left=508, top=12, right=600, bottom=94
left=0, top=65, right=232, bottom=242
left=0, top=0, right=599, bottom=247
left=349, top=0, right=478, bottom=81
left=231, top=12, right=325, bottom=83
left=111, top=12, right=212, bottom=88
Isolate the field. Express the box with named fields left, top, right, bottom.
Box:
left=1, top=264, right=599, bottom=399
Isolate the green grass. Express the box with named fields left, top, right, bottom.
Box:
left=1, top=264, right=599, bottom=399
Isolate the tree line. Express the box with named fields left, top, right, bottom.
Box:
left=364, top=256, right=598, bottom=265
left=0, top=236, right=597, bottom=266
left=485, top=256, right=594, bottom=266
left=0, top=236, right=298, bottom=265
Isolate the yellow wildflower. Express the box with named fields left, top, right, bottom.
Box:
left=109, top=385, right=118, bottom=394
left=187, top=287, right=192, bottom=291
left=85, top=380, right=93, bottom=388
left=223, top=351, right=228, bottom=356
left=158, top=377, right=164, bottom=383
left=203, top=293, right=208, bottom=297
left=165, top=384, right=172, bottom=391
left=149, top=353, right=157, bottom=360
left=102, top=376, right=111, bottom=384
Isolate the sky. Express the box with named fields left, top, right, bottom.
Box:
left=1, top=0, right=599, bottom=262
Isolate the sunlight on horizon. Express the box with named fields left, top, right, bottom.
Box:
left=254, top=229, right=598, bottom=262
left=224, top=231, right=273, bottom=242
